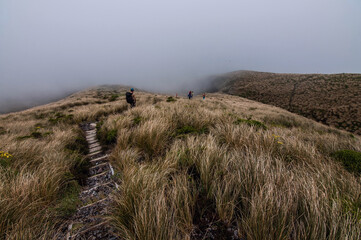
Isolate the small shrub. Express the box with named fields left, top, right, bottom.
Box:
left=98, top=128, right=118, bottom=146
left=71, top=156, right=90, bottom=186
left=17, top=130, right=44, bottom=140
left=34, top=113, right=47, bottom=119
left=30, top=131, right=42, bottom=139
left=175, top=125, right=209, bottom=137
left=176, top=126, right=197, bottom=135
left=331, top=150, right=361, bottom=175
left=43, top=131, right=53, bottom=136
left=234, top=118, right=267, bottom=130
left=49, top=112, right=74, bottom=124
left=342, top=198, right=361, bottom=221
left=65, top=130, right=88, bottom=155
left=54, top=178, right=81, bottom=218
left=0, top=127, right=6, bottom=135
left=96, top=121, right=103, bottom=131
left=0, top=151, right=12, bottom=168
left=166, top=96, right=177, bottom=102
left=16, top=135, right=32, bottom=140
left=153, top=97, right=162, bottom=104
left=109, top=94, right=119, bottom=102
left=106, top=129, right=118, bottom=145
left=133, top=116, right=142, bottom=125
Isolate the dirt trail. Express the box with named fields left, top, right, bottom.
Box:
left=58, top=122, right=119, bottom=240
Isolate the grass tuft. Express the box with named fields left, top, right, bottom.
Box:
left=234, top=118, right=267, bottom=130
left=65, top=130, right=89, bottom=155
left=331, top=150, right=361, bottom=175
left=54, top=178, right=81, bottom=218
left=166, top=96, right=177, bottom=102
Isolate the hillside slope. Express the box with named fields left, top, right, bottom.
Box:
left=0, top=86, right=360, bottom=239
left=211, top=71, right=361, bottom=134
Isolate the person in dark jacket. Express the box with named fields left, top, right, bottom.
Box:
left=126, top=88, right=136, bottom=108
left=188, top=91, right=193, bottom=99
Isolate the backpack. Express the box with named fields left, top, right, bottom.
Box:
left=125, top=92, right=133, bottom=103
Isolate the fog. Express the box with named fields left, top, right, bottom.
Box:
left=1, top=0, right=360, bottom=113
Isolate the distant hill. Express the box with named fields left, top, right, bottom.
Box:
left=211, top=71, right=361, bottom=134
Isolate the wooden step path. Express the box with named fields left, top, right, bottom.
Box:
left=59, top=122, right=119, bottom=240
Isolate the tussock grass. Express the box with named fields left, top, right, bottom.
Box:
left=1, top=88, right=361, bottom=239
left=101, top=93, right=361, bottom=240
left=0, top=86, right=141, bottom=238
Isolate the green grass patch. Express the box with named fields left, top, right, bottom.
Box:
left=109, top=94, right=119, bottom=102
left=54, top=178, right=81, bottom=218
left=234, top=118, right=267, bottom=130
left=342, top=198, right=361, bottom=221
left=133, top=116, right=142, bottom=125
left=34, top=113, right=47, bottom=119
left=175, top=125, right=209, bottom=137
left=48, top=112, right=74, bottom=124
left=16, top=129, right=50, bottom=140
left=105, top=129, right=118, bottom=144
left=71, top=156, right=90, bottom=186
left=98, top=128, right=118, bottom=146
left=331, top=150, right=361, bottom=175
left=0, top=152, right=12, bottom=168
left=263, top=115, right=301, bottom=129
left=166, top=96, right=177, bottom=102
left=0, top=126, right=6, bottom=135
left=65, top=130, right=89, bottom=155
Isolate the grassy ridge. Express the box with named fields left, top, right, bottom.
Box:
left=100, top=93, right=361, bottom=239
left=0, top=86, right=130, bottom=239
left=0, top=87, right=360, bottom=239
left=212, top=71, right=361, bottom=135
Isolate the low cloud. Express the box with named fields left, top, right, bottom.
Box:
left=1, top=0, right=360, bottom=113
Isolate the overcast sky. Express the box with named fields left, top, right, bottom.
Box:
left=0, top=0, right=360, bottom=112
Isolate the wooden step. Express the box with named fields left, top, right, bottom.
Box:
left=86, top=150, right=103, bottom=158
left=85, top=129, right=96, bottom=134
left=80, top=182, right=115, bottom=205
left=89, top=146, right=102, bottom=153
left=70, top=221, right=119, bottom=240
left=85, top=135, right=96, bottom=139
left=68, top=217, right=105, bottom=239
left=89, top=162, right=110, bottom=176
left=87, top=171, right=112, bottom=188
left=88, top=139, right=99, bottom=145
left=85, top=133, right=96, bottom=137
left=89, top=155, right=108, bottom=164
left=89, top=142, right=101, bottom=149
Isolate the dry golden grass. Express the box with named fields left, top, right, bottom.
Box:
left=101, top=93, right=361, bottom=240
left=0, top=86, right=139, bottom=239
left=1, top=86, right=360, bottom=239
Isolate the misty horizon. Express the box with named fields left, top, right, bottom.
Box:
left=1, top=0, right=360, bottom=113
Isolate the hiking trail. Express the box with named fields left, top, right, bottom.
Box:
left=58, top=122, right=120, bottom=240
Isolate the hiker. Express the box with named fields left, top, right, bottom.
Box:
left=188, top=91, right=193, bottom=99
left=202, top=93, right=206, bottom=100
left=126, top=88, right=136, bottom=108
